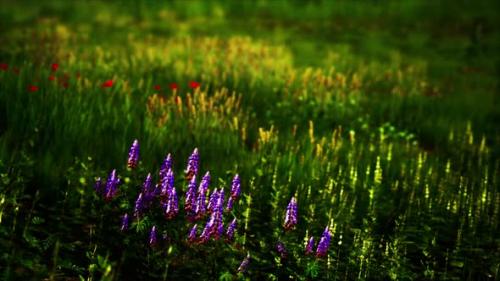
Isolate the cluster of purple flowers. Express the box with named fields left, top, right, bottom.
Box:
left=305, top=226, right=332, bottom=258
left=283, top=196, right=298, bottom=231
left=96, top=142, right=243, bottom=258
left=94, top=169, right=121, bottom=201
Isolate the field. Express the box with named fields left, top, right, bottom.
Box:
left=0, top=0, right=499, bottom=280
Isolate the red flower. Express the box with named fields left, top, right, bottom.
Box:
left=48, top=75, right=56, bottom=81
left=61, top=81, right=69, bottom=89
left=51, top=63, right=59, bottom=72
left=28, top=85, right=39, bottom=92
left=0, top=63, right=8, bottom=71
left=189, top=81, right=200, bottom=89
left=154, top=85, right=161, bottom=91
left=12, top=67, right=20, bottom=75
left=102, top=80, right=114, bottom=88
left=169, top=83, right=178, bottom=91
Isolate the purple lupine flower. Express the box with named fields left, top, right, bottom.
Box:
left=199, top=172, right=211, bottom=194
left=315, top=226, right=331, bottom=258
left=207, top=188, right=219, bottom=214
left=194, top=191, right=207, bottom=220
left=120, top=213, right=129, bottom=232
left=161, top=169, right=174, bottom=199
left=134, top=193, right=145, bottom=217
left=187, top=224, right=198, bottom=243
left=213, top=189, right=225, bottom=239
left=165, top=187, right=178, bottom=219
left=230, top=174, right=241, bottom=199
left=142, top=173, right=153, bottom=196
left=159, top=153, right=172, bottom=181
left=276, top=241, right=288, bottom=259
left=226, top=196, right=235, bottom=212
left=225, top=218, right=237, bottom=242
left=283, top=196, right=298, bottom=231
left=149, top=226, right=158, bottom=247
left=127, top=139, right=140, bottom=169
left=185, top=148, right=199, bottom=180
left=104, top=169, right=120, bottom=201
left=237, top=254, right=250, bottom=273
left=199, top=217, right=214, bottom=244
left=185, top=176, right=197, bottom=218
left=94, top=177, right=103, bottom=194
left=305, top=236, right=315, bottom=255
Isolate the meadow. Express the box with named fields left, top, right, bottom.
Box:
left=0, top=1, right=499, bottom=280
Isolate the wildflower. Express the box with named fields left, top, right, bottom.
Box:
left=316, top=226, right=331, bottom=258
left=305, top=236, right=315, bottom=255
left=154, top=85, right=161, bottom=91
left=169, top=83, right=178, bottom=91
left=160, top=168, right=174, bottom=199
left=127, top=139, right=140, bottom=169
left=194, top=191, right=207, bottom=220
left=142, top=173, right=153, bottom=194
left=276, top=241, right=288, bottom=259
left=102, top=79, right=114, bottom=88
left=226, top=197, right=235, bottom=212
left=120, top=213, right=129, bottom=232
left=237, top=254, right=250, bottom=273
left=134, top=193, right=145, bottom=217
left=187, top=224, right=198, bottom=243
left=61, top=81, right=69, bottom=89
left=48, top=75, right=56, bottom=81
left=189, top=81, right=200, bottom=89
left=28, top=85, right=39, bottom=92
left=199, top=172, right=210, bottom=193
left=283, top=196, right=298, bottom=231
left=185, top=176, right=197, bottom=217
left=0, top=63, right=7, bottom=71
left=185, top=148, right=199, bottom=180
left=230, top=174, right=241, bottom=199
left=226, top=218, right=237, bottom=242
left=104, top=169, right=120, bottom=201
left=159, top=153, right=172, bottom=180
left=164, top=187, right=178, bottom=219
left=51, top=63, right=59, bottom=72
left=199, top=217, right=213, bottom=244
left=207, top=188, right=219, bottom=213
left=149, top=226, right=158, bottom=247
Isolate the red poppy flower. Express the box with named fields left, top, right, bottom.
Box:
left=0, top=63, right=7, bottom=71
left=51, top=63, right=59, bottom=72
left=28, top=85, right=39, bottom=92
left=102, top=80, right=114, bottom=88
left=154, top=85, right=161, bottom=91
left=189, top=81, right=200, bottom=89
left=61, top=81, right=69, bottom=89
left=48, top=75, right=56, bottom=81
left=169, top=83, right=178, bottom=90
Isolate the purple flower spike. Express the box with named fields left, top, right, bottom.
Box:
left=149, top=226, right=158, bottom=247
left=276, top=241, right=288, bottom=259
left=165, top=187, right=178, bottom=219
left=315, top=226, right=331, bottom=258
left=185, top=176, right=197, bottom=218
left=120, top=213, right=129, bottom=232
left=226, top=218, right=237, bottom=242
left=185, top=148, right=199, bottom=180
left=230, top=174, right=241, bottom=199
left=161, top=169, right=174, bottom=198
left=199, top=218, right=213, bottom=244
left=105, top=169, right=120, bottom=201
left=226, top=196, right=234, bottom=212
left=94, top=177, right=103, bottom=194
left=305, top=236, right=315, bottom=255
left=199, top=172, right=211, bottom=194
left=207, top=188, right=218, bottom=213
left=283, top=196, right=298, bottom=231
left=142, top=173, right=153, bottom=195
left=237, top=254, right=250, bottom=273
left=134, top=193, right=145, bottom=217
left=127, top=139, right=140, bottom=169
left=187, top=224, right=198, bottom=243
left=159, top=153, right=172, bottom=181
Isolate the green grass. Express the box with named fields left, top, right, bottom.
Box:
left=0, top=0, right=499, bottom=280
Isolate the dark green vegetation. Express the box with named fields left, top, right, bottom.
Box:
left=1, top=0, right=499, bottom=280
